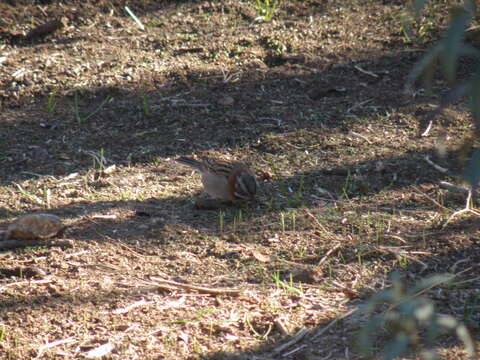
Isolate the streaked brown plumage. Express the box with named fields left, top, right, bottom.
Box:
left=176, top=156, right=257, bottom=201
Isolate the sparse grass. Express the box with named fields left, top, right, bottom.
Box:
left=139, top=88, right=152, bottom=116
left=255, top=0, right=281, bottom=22
left=73, top=91, right=112, bottom=124
left=358, top=272, right=476, bottom=360
left=46, top=88, right=57, bottom=113
left=272, top=271, right=303, bottom=296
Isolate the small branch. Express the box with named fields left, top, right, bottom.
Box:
left=412, top=186, right=448, bottom=210
left=311, top=307, right=358, bottom=340
left=420, top=120, right=433, bottom=137
left=0, top=279, right=52, bottom=292
left=170, top=103, right=211, bottom=107
left=354, top=65, right=379, bottom=78
left=0, top=239, right=73, bottom=250
left=124, top=6, right=145, bottom=30
left=439, top=181, right=469, bottom=194
left=349, top=131, right=372, bottom=144
left=38, top=337, right=76, bottom=352
left=423, top=155, right=448, bottom=173
left=303, top=209, right=331, bottom=235
left=148, top=277, right=242, bottom=296
left=273, top=328, right=311, bottom=354
left=318, top=243, right=342, bottom=267
left=282, top=344, right=307, bottom=357
left=274, top=318, right=290, bottom=336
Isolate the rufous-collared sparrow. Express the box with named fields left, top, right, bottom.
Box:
left=176, top=156, right=257, bottom=201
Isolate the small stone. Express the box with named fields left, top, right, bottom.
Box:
left=195, top=198, right=221, bottom=210
left=217, top=96, right=234, bottom=106
left=5, top=213, right=65, bottom=240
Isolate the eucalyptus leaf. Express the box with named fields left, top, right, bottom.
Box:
left=440, top=7, right=471, bottom=84
left=406, top=44, right=442, bottom=92
left=408, top=273, right=454, bottom=295
left=382, top=333, right=410, bottom=360
left=470, top=67, right=480, bottom=134
left=412, top=0, right=430, bottom=17
left=463, top=148, right=480, bottom=188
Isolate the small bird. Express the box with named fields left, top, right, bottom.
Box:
left=176, top=156, right=257, bottom=201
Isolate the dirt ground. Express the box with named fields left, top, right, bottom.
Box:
left=0, top=0, right=479, bottom=359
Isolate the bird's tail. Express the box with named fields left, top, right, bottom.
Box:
left=176, top=156, right=203, bottom=170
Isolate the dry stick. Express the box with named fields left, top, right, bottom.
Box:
left=439, top=181, right=469, bottom=194
left=0, top=279, right=52, bottom=292
left=354, top=65, right=379, bottom=78
left=273, top=328, right=311, bottom=354
left=0, top=239, right=73, bottom=250
left=170, top=103, right=211, bottom=107
left=375, top=246, right=429, bottom=271
left=274, top=319, right=290, bottom=336
left=38, top=337, right=76, bottom=352
left=303, top=209, right=335, bottom=237
left=148, top=276, right=242, bottom=296
left=411, top=186, right=448, bottom=211
left=311, top=307, right=358, bottom=341
left=282, top=344, right=308, bottom=357
left=420, top=120, right=433, bottom=137
left=385, top=234, right=407, bottom=244
left=317, top=243, right=342, bottom=267
left=124, top=6, right=145, bottom=30
left=349, top=131, right=372, bottom=144
left=423, top=155, right=448, bottom=173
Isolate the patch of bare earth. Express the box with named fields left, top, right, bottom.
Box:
left=0, top=0, right=479, bottom=359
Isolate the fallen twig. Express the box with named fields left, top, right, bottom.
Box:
left=311, top=307, right=358, bottom=340
left=148, top=276, right=242, bottom=296
left=318, top=243, right=342, bottom=267
left=423, top=155, right=448, bottom=173
left=0, top=239, right=73, bottom=250
left=349, top=131, right=373, bottom=144
left=420, top=120, right=433, bottom=137
left=274, top=318, right=290, bottom=336
left=303, top=209, right=333, bottom=236
left=354, top=65, right=379, bottom=78
left=170, top=103, right=211, bottom=107
left=0, top=279, right=52, bottom=292
left=124, top=6, right=145, bottom=30
left=38, top=337, right=76, bottom=352
left=273, top=328, right=311, bottom=354
left=439, top=181, right=469, bottom=194
left=412, top=186, right=448, bottom=210
left=282, top=344, right=307, bottom=357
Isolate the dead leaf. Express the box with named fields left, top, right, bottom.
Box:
left=84, top=343, right=113, bottom=359
left=252, top=250, right=270, bottom=263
